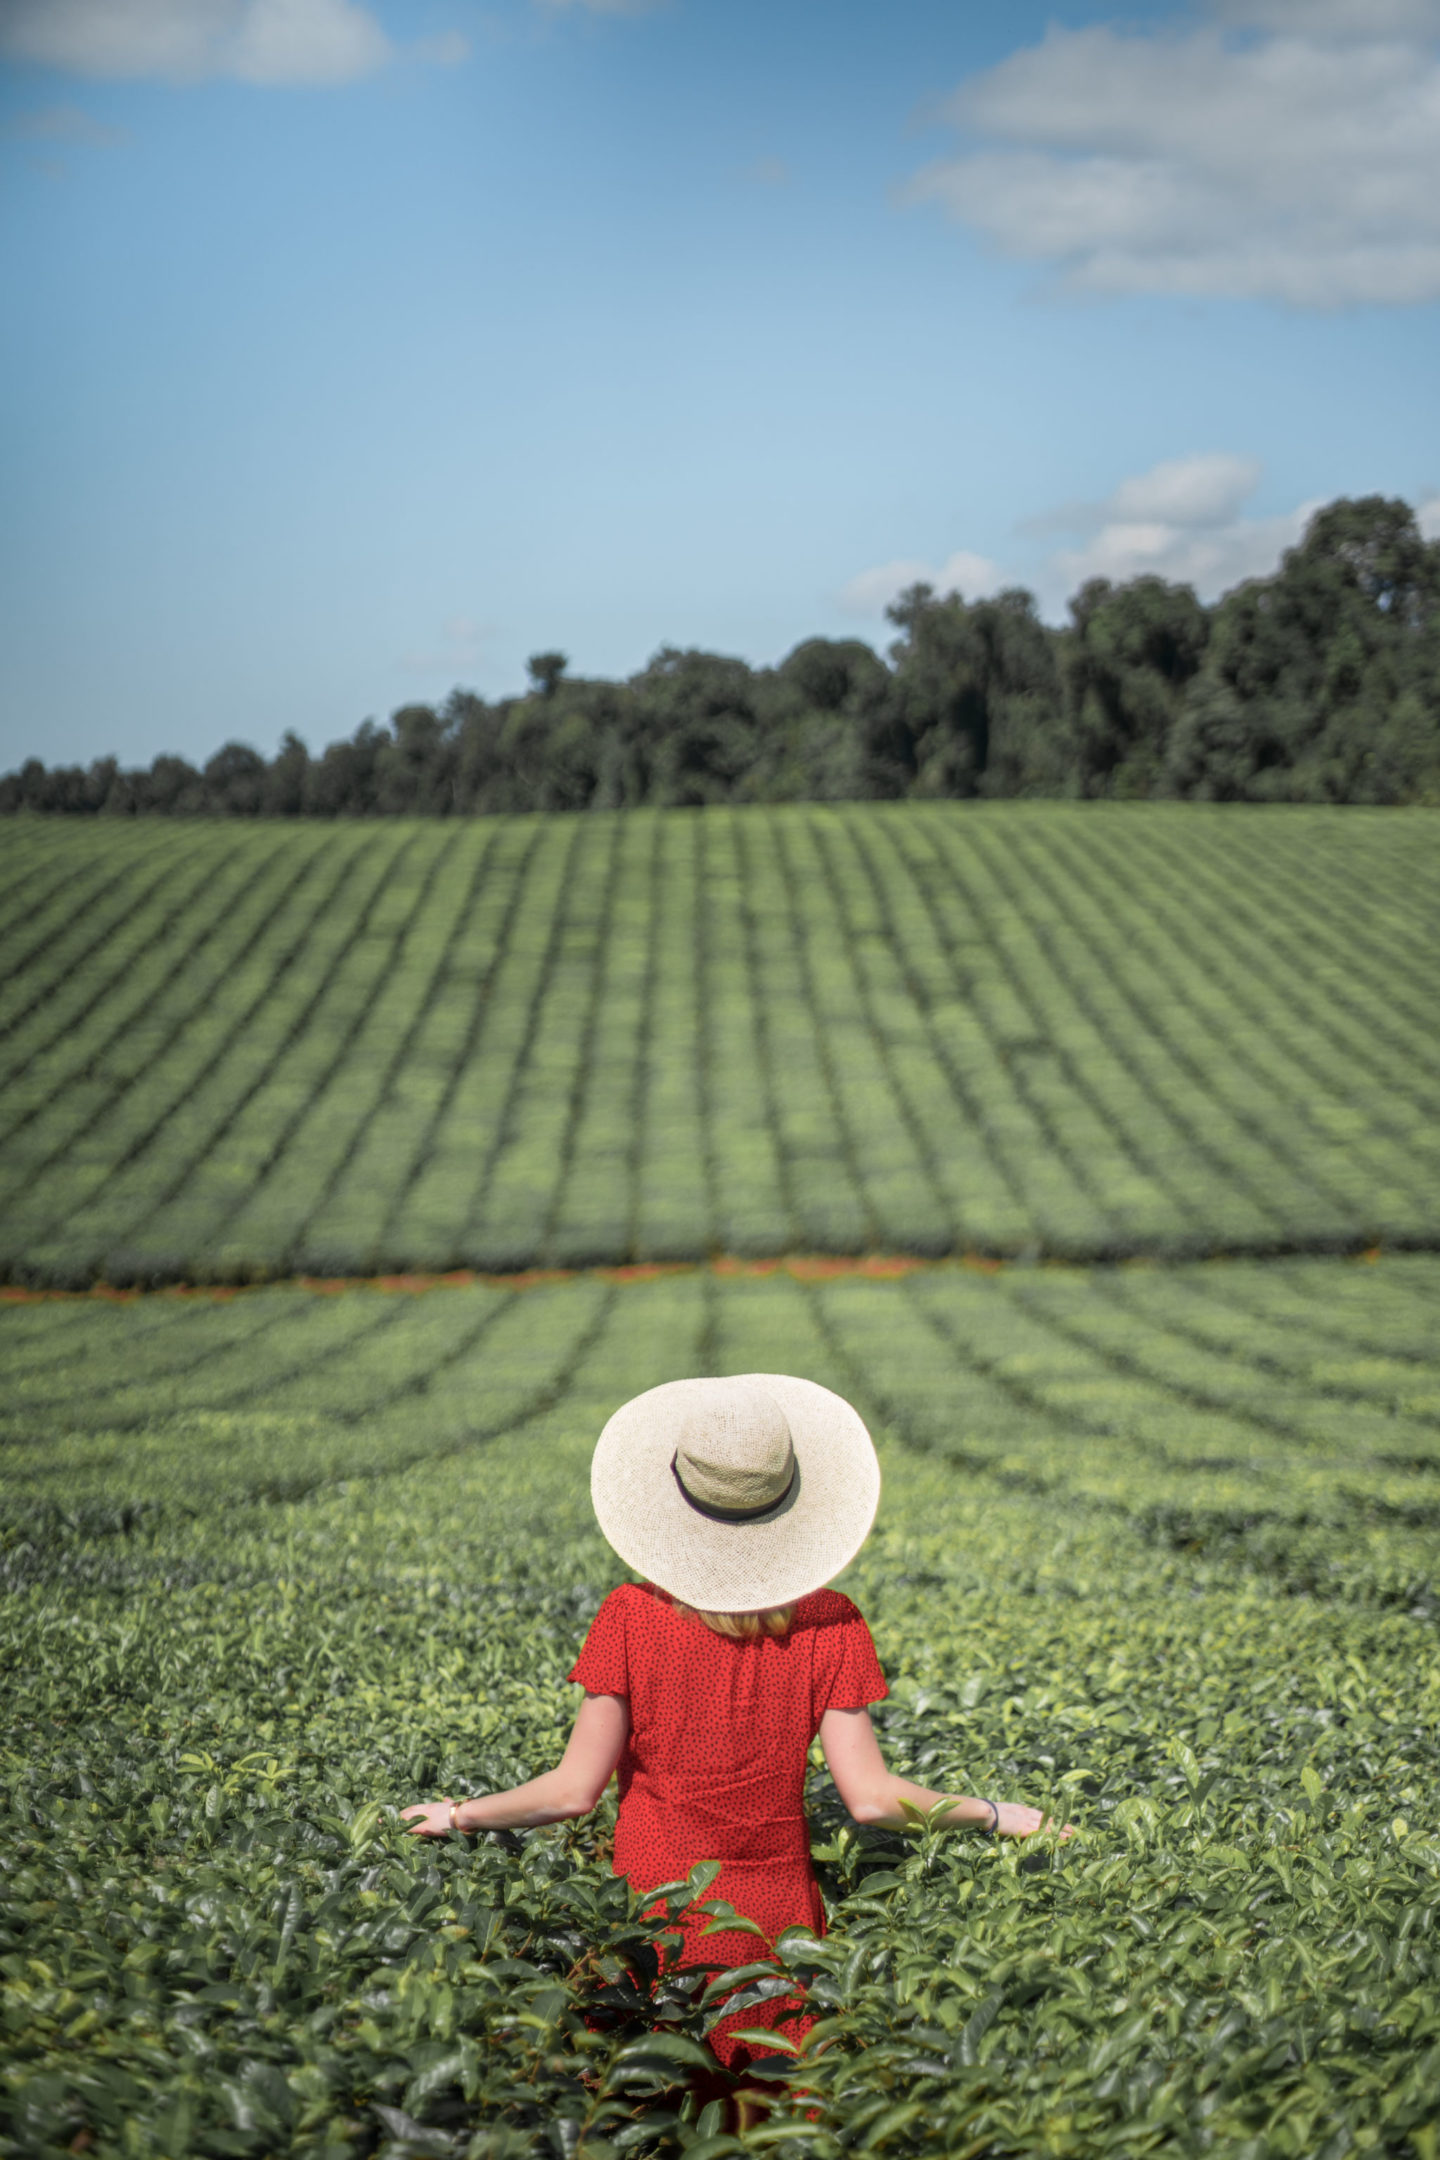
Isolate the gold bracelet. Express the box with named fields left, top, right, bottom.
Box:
left=448, top=1800, right=462, bottom=1834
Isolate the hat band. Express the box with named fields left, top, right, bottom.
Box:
left=671, top=1452, right=798, bottom=1524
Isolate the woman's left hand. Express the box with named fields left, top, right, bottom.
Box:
left=401, top=1800, right=458, bottom=1838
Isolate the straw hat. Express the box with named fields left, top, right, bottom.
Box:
left=590, top=1374, right=881, bottom=1613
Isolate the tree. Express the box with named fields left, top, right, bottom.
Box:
left=202, top=742, right=268, bottom=815
left=627, top=647, right=762, bottom=806
left=1300, top=495, right=1436, bottom=622
left=879, top=584, right=1061, bottom=797
left=1184, top=496, right=1440, bottom=801
left=1064, top=576, right=1209, bottom=796
left=742, top=639, right=891, bottom=801
left=775, top=637, right=888, bottom=717
left=374, top=705, right=456, bottom=815
left=145, top=754, right=204, bottom=813
left=527, top=652, right=569, bottom=699
left=263, top=733, right=310, bottom=816
left=305, top=720, right=387, bottom=816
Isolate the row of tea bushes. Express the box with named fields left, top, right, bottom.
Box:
left=4, top=1258, right=1438, bottom=1597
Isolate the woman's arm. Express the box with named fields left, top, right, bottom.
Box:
left=819, top=1705, right=1068, bottom=1840
left=402, top=1692, right=630, bottom=1837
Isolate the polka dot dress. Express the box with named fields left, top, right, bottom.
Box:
left=569, top=1579, right=888, bottom=2070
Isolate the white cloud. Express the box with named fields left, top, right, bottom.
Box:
left=1030, top=451, right=1319, bottom=606
left=228, top=0, right=389, bottom=84
left=1106, top=452, right=1261, bottom=529
left=1212, top=0, right=1440, bottom=34
left=841, top=550, right=1003, bottom=619
left=1049, top=505, right=1319, bottom=603
left=906, top=8, right=1440, bottom=306
left=0, top=0, right=467, bottom=85
left=847, top=464, right=1438, bottom=624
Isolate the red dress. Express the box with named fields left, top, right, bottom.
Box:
left=569, top=1580, right=888, bottom=2070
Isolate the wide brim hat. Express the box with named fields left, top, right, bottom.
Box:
left=590, top=1374, right=881, bottom=1613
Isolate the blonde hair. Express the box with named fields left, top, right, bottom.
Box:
left=673, top=1600, right=795, bottom=1640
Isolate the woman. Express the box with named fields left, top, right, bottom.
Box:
left=405, top=1375, right=1060, bottom=2074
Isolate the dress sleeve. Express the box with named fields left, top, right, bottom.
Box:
left=814, top=1597, right=888, bottom=1715
left=568, top=1587, right=631, bottom=1697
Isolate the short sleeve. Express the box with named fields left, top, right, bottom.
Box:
left=568, top=1586, right=631, bottom=1696
left=813, top=1596, right=888, bottom=1715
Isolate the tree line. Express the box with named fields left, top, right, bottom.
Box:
left=5, top=497, right=1438, bottom=817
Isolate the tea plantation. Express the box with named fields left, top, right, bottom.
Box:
left=2, top=807, right=1437, bottom=1287
left=2, top=804, right=1440, bottom=2159
left=4, top=1257, right=1440, bottom=2158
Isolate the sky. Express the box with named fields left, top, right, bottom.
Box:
left=2, top=0, right=1438, bottom=772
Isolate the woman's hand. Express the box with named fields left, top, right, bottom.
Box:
left=395, top=1698, right=630, bottom=1841
left=401, top=1800, right=459, bottom=1838
left=996, top=1802, right=1074, bottom=1840
left=819, top=1708, right=1076, bottom=1839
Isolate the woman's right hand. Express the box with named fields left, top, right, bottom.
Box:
left=996, top=1802, right=1073, bottom=1840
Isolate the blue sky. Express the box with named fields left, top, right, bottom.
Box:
left=2, top=0, right=1438, bottom=771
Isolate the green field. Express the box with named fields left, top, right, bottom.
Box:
left=2, top=806, right=1437, bottom=1287
left=4, top=803, right=1440, bottom=2158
